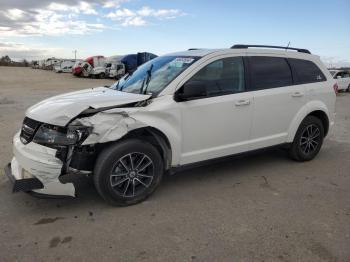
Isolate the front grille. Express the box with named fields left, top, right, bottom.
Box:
left=20, top=117, right=41, bottom=144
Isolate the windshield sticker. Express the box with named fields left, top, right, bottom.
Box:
left=174, top=57, right=195, bottom=64
left=169, top=57, right=195, bottom=68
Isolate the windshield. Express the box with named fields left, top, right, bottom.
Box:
left=329, top=70, right=337, bottom=76
left=111, top=56, right=199, bottom=95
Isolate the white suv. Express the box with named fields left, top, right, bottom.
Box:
left=5, top=45, right=336, bottom=206
left=329, top=69, right=350, bottom=92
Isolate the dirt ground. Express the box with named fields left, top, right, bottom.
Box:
left=0, top=66, right=349, bottom=262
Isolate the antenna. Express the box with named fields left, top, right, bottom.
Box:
left=285, top=41, right=291, bottom=51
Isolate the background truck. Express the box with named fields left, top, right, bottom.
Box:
left=72, top=56, right=105, bottom=77
left=72, top=53, right=157, bottom=79
left=109, top=52, right=157, bottom=79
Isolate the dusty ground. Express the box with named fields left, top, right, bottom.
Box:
left=0, top=66, right=349, bottom=262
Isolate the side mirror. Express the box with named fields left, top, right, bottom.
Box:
left=176, top=80, right=207, bottom=101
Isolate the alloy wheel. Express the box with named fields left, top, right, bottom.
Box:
left=299, top=124, right=321, bottom=155
left=109, top=152, right=154, bottom=198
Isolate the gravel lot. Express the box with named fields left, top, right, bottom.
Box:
left=0, top=66, right=349, bottom=262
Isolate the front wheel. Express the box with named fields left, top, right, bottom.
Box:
left=93, top=139, right=164, bottom=206
left=289, top=116, right=324, bottom=161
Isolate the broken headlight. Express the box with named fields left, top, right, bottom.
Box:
left=33, top=125, right=90, bottom=146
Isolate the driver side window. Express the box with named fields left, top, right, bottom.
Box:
left=190, top=57, right=245, bottom=97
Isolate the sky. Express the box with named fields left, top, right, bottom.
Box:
left=0, top=0, right=349, bottom=67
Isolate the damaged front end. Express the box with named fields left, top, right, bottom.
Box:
left=5, top=98, right=150, bottom=198
left=4, top=117, right=91, bottom=197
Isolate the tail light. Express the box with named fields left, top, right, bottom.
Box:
left=333, top=83, right=338, bottom=94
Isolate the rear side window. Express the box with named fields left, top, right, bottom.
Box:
left=288, top=58, right=326, bottom=84
left=248, top=56, right=293, bottom=90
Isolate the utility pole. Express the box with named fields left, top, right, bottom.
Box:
left=73, top=50, right=77, bottom=60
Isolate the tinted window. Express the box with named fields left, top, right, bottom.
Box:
left=288, top=58, right=326, bottom=84
left=189, top=57, right=245, bottom=97
left=248, top=56, right=293, bottom=90
left=335, top=71, right=350, bottom=79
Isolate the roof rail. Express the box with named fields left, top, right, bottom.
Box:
left=231, top=44, right=311, bottom=54
left=188, top=48, right=201, bottom=51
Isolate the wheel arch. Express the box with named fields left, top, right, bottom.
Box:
left=287, top=101, right=330, bottom=142
left=307, top=110, right=329, bottom=136
left=96, top=126, right=173, bottom=171
left=123, top=127, right=173, bottom=171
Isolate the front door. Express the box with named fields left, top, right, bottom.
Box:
left=176, top=56, right=253, bottom=165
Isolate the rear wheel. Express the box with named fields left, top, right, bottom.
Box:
left=93, top=139, right=164, bottom=206
left=289, top=116, right=324, bottom=161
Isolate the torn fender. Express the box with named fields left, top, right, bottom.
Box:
left=73, top=108, right=146, bottom=145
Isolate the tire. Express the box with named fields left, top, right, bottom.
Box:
left=347, top=84, right=350, bottom=92
left=289, top=116, right=324, bottom=161
left=99, top=73, right=105, bottom=79
left=93, top=139, right=164, bottom=206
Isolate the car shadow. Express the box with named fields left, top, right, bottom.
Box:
left=70, top=147, right=290, bottom=205
left=5, top=146, right=291, bottom=210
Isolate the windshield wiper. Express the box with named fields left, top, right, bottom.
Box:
left=118, top=72, right=133, bottom=91
left=141, top=64, right=153, bottom=95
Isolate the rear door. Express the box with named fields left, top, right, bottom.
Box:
left=247, top=56, right=307, bottom=149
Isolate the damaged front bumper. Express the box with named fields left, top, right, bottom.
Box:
left=4, top=133, right=75, bottom=197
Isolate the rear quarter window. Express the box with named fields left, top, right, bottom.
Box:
left=288, top=58, right=326, bottom=84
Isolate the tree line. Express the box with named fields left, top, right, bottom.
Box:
left=0, top=55, right=30, bottom=67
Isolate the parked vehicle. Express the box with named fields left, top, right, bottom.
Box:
left=108, top=62, right=125, bottom=79
left=72, top=56, right=105, bottom=77
left=108, top=53, right=157, bottom=79
left=72, top=53, right=157, bottom=79
left=42, top=58, right=61, bottom=70
left=54, top=60, right=80, bottom=73
left=4, top=44, right=336, bottom=206
left=38, top=60, right=45, bottom=69
left=31, top=61, right=39, bottom=69
left=329, top=69, right=350, bottom=92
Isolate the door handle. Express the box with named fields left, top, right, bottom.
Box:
left=291, top=92, right=304, bottom=97
left=235, top=99, right=250, bottom=106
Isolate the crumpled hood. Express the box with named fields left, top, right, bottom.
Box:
left=26, top=87, right=151, bottom=126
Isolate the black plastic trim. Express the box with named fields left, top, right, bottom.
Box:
left=4, top=163, right=44, bottom=192
left=231, top=44, right=311, bottom=54
left=168, top=143, right=289, bottom=175
left=26, top=191, right=74, bottom=199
